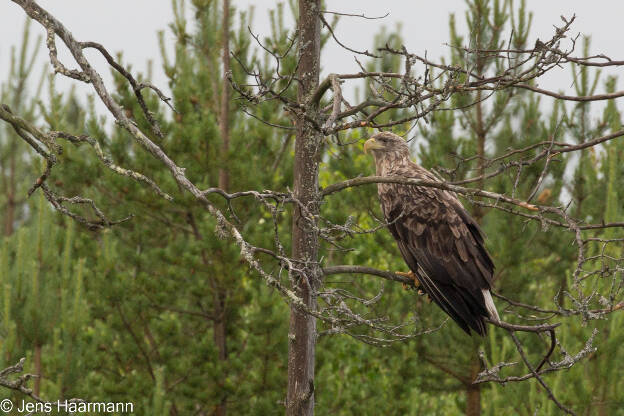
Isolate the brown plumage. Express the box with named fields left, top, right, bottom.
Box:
left=364, top=132, right=499, bottom=336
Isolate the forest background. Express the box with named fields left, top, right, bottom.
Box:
left=0, top=0, right=623, bottom=415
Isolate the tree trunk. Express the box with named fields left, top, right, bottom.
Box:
left=4, top=152, right=15, bottom=236
left=287, top=1, right=322, bottom=415
left=473, top=88, right=486, bottom=222
left=466, top=385, right=481, bottom=416
left=218, top=0, right=230, bottom=193
left=467, top=88, right=486, bottom=416
left=213, top=295, right=227, bottom=416
left=4, top=193, right=14, bottom=236
left=34, top=343, right=42, bottom=397
left=466, top=352, right=481, bottom=416
left=215, top=2, right=230, bottom=415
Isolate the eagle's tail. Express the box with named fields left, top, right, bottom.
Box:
left=482, top=289, right=500, bottom=322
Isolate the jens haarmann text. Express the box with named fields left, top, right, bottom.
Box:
left=16, top=399, right=134, bottom=413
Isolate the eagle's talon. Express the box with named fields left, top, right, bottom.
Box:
left=395, top=271, right=420, bottom=289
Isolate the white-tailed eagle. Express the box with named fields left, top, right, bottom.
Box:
left=364, top=132, right=500, bottom=335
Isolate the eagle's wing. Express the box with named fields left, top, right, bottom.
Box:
left=380, top=167, right=495, bottom=335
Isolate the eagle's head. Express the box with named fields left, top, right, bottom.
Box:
left=363, top=132, right=410, bottom=159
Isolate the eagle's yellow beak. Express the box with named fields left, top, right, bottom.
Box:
left=364, top=138, right=384, bottom=154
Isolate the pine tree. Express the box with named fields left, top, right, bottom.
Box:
left=39, top=1, right=298, bottom=413
left=0, top=192, right=92, bottom=401
left=0, top=20, right=44, bottom=236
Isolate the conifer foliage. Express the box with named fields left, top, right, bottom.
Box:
left=1, top=1, right=624, bottom=415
